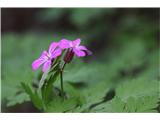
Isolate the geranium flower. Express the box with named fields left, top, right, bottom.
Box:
left=32, top=42, right=62, bottom=72
left=59, top=38, right=92, bottom=57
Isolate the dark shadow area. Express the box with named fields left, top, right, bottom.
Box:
left=89, top=89, right=115, bottom=110
left=153, top=99, right=160, bottom=113
left=67, top=81, right=88, bottom=89
left=119, top=62, right=148, bottom=78
left=2, top=102, right=40, bottom=113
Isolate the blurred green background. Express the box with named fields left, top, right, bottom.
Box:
left=1, top=8, right=160, bottom=112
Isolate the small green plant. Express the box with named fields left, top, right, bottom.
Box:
left=21, top=38, right=92, bottom=112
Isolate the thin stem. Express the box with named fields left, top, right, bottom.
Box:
left=60, top=70, right=64, bottom=98
left=60, top=62, right=66, bottom=99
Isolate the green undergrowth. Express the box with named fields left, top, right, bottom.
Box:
left=1, top=33, right=159, bottom=112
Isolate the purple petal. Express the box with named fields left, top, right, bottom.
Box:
left=85, top=50, right=92, bottom=55
left=73, top=48, right=85, bottom=57
left=51, top=48, right=62, bottom=59
left=78, top=45, right=87, bottom=50
left=32, top=51, right=48, bottom=71
left=48, top=42, right=59, bottom=55
left=83, top=49, right=92, bottom=56
left=32, top=59, right=46, bottom=71
left=39, top=51, right=48, bottom=60
left=59, top=39, right=70, bottom=49
left=42, top=60, right=51, bottom=73
left=72, top=38, right=81, bottom=47
left=78, top=45, right=92, bottom=55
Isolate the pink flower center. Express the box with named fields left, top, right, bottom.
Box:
left=45, top=52, right=51, bottom=60
left=69, top=42, right=73, bottom=47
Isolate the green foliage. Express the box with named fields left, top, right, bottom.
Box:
left=116, top=78, right=158, bottom=100
left=6, top=92, right=30, bottom=107
left=45, top=84, right=85, bottom=112
left=37, top=8, right=65, bottom=22
left=41, top=70, right=60, bottom=104
left=89, top=73, right=159, bottom=112
left=91, top=95, right=158, bottom=112
left=70, top=8, right=115, bottom=28
left=21, top=82, right=44, bottom=110
left=2, top=33, right=159, bottom=112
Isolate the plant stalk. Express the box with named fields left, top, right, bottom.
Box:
left=60, top=62, right=66, bottom=99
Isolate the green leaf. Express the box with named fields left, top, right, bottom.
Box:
left=21, top=82, right=44, bottom=110
left=45, top=83, right=85, bottom=112
left=7, top=92, right=30, bottom=107
left=91, top=95, right=158, bottom=112
left=41, top=70, right=60, bottom=104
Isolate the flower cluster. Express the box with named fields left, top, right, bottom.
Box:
left=32, top=38, right=92, bottom=72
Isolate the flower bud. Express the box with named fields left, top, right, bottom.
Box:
left=64, top=49, right=74, bottom=63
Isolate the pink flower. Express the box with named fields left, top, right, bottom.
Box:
left=59, top=38, right=92, bottom=57
left=32, top=38, right=92, bottom=72
left=32, top=42, right=62, bottom=72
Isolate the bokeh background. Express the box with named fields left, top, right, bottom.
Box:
left=1, top=8, right=160, bottom=112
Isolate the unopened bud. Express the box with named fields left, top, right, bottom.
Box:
left=64, top=49, right=74, bottom=63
